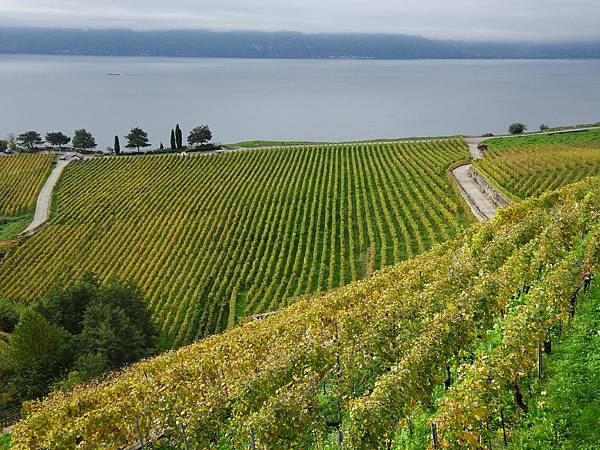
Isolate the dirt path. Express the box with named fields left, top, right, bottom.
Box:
left=21, top=159, right=71, bottom=235
left=457, top=126, right=600, bottom=221
left=452, top=163, right=499, bottom=221
left=465, top=137, right=485, bottom=160
left=18, top=126, right=600, bottom=231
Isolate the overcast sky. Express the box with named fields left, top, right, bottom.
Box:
left=1, top=0, right=599, bottom=41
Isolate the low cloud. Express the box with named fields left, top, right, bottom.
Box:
left=1, top=0, right=599, bottom=41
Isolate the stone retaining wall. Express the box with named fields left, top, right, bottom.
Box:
left=468, top=167, right=511, bottom=207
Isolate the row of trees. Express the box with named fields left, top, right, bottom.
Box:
left=14, top=129, right=96, bottom=151
left=9, top=124, right=213, bottom=154
left=113, top=124, right=213, bottom=154
left=508, top=123, right=553, bottom=134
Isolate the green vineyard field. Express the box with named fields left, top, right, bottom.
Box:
left=0, top=154, right=55, bottom=216
left=475, top=143, right=600, bottom=199
left=0, top=140, right=469, bottom=345
left=11, top=177, right=600, bottom=450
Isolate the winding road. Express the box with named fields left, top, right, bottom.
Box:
left=18, top=126, right=600, bottom=233
left=21, top=159, right=71, bottom=235
left=451, top=126, right=600, bottom=222
left=451, top=137, right=507, bottom=222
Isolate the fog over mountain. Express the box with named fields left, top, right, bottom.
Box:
left=1, top=28, right=600, bottom=59
left=2, top=0, right=600, bottom=41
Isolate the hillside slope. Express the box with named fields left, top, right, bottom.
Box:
left=0, top=154, right=55, bottom=216
left=11, top=177, right=600, bottom=449
left=2, top=28, right=600, bottom=59
left=507, top=281, right=600, bottom=449
left=0, top=140, right=469, bottom=345
left=475, top=143, right=600, bottom=200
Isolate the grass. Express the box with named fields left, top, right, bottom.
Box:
left=0, top=434, right=10, bottom=450
left=507, top=282, right=600, bottom=449
left=0, top=215, right=30, bottom=240
left=483, top=128, right=600, bottom=150
left=224, top=140, right=327, bottom=149
left=225, top=135, right=461, bottom=149
left=544, top=121, right=600, bottom=132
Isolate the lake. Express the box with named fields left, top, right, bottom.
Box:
left=1, top=55, right=599, bottom=149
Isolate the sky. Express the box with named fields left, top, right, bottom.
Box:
left=1, top=0, right=599, bottom=42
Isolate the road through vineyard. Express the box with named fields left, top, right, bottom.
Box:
left=0, top=154, right=55, bottom=216
left=475, top=141, right=600, bottom=200
left=0, top=140, right=469, bottom=344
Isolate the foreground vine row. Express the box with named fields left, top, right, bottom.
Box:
left=0, top=140, right=468, bottom=344
left=11, top=177, right=600, bottom=449
left=0, top=154, right=55, bottom=216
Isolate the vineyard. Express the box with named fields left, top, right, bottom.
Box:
left=0, top=154, right=55, bottom=216
left=0, top=140, right=469, bottom=345
left=482, top=127, right=600, bottom=150
left=10, top=176, right=600, bottom=449
left=475, top=143, right=600, bottom=199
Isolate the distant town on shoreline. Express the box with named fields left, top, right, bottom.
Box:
left=1, top=27, right=600, bottom=59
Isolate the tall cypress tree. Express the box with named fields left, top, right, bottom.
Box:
left=175, top=124, right=183, bottom=150
left=114, top=136, right=121, bottom=155
left=170, top=129, right=176, bottom=150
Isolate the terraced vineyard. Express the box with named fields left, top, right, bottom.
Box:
left=475, top=143, right=600, bottom=199
left=0, top=140, right=469, bottom=345
left=11, top=177, right=600, bottom=450
left=0, top=154, right=55, bottom=216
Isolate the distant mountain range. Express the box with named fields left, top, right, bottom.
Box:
left=1, top=27, right=600, bottom=59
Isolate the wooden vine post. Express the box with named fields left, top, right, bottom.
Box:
left=135, top=415, right=145, bottom=450
left=430, top=422, right=439, bottom=449
left=500, top=409, right=507, bottom=447
left=537, top=340, right=543, bottom=380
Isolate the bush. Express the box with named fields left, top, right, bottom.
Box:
left=0, top=298, right=19, bottom=333
left=7, top=309, right=73, bottom=398
left=509, top=123, right=527, bottom=134
left=4, top=276, right=157, bottom=401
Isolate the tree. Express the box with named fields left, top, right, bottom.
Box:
left=509, top=123, right=527, bottom=135
left=96, top=279, right=155, bottom=341
left=7, top=309, right=73, bottom=398
left=170, top=129, right=176, bottom=150
left=72, top=129, right=97, bottom=151
left=159, top=142, right=164, bottom=150
left=125, top=127, right=151, bottom=152
left=540, top=124, right=550, bottom=131
left=7, top=133, right=17, bottom=150
left=45, top=132, right=70, bottom=149
left=0, top=297, right=19, bottom=333
left=77, top=301, right=146, bottom=369
left=17, top=131, right=44, bottom=149
left=37, top=273, right=100, bottom=335
left=187, top=125, right=213, bottom=147
left=114, top=136, right=121, bottom=155
left=175, top=124, right=183, bottom=149
left=3, top=276, right=156, bottom=403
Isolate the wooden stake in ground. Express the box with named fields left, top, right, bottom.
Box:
left=430, top=422, right=439, bottom=449
left=135, top=415, right=145, bottom=450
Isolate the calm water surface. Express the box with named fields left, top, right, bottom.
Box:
left=1, top=55, right=599, bottom=149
